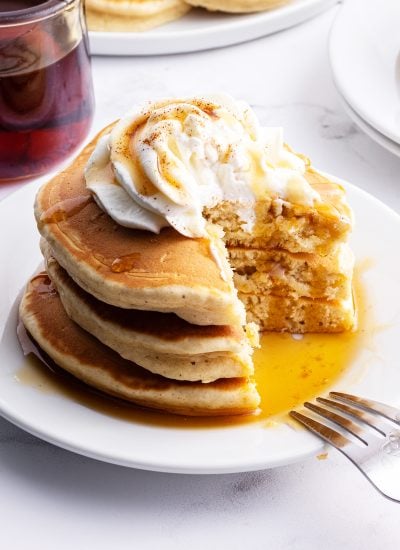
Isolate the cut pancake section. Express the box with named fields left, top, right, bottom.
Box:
left=19, top=273, right=260, bottom=416
left=230, top=244, right=354, bottom=301
left=20, top=96, right=357, bottom=418
left=239, top=293, right=355, bottom=333
left=230, top=243, right=355, bottom=332
left=43, top=250, right=256, bottom=383
left=204, top=170, right=353, bottom=255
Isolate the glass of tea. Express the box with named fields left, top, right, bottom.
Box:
left=0, top=0, right=95, bottom=181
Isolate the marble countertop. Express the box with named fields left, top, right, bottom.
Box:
left=1, top=5, right=399, bottom=549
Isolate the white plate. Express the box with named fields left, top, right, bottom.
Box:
left=89, top=0, right=337, bottom=56
left=1, top=179, right=400, bottom=474
left=340, top=94, right=400, bottom=158
left=329, top=0, right=400, bottom=144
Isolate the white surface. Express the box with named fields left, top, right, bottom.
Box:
left=1, top=5, right=400, bottom=548
left=2, top=179, right=400, bottom=474
left=330, top=0, right=400, bottom=144
left=89, top=0, right=337, bottom=55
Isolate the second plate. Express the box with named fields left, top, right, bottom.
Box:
left=89, top=0, right=337, bottom=56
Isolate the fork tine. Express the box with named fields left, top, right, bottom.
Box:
left=291, top=409, right=400, bottom=503
left=304, top=402, right=371, bottom=445
left=290, top=410, right=352, bottom=450
left=330, top=392, right=400, bottom=426
left=288, top=409, right=367, bottom=457
left=317, top=397, right=388, bottom=436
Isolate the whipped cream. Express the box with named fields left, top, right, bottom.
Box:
left=85, top=94, right=320, bottom=238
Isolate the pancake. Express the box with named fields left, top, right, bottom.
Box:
left=185, top=0, right=291, bottom=13
left=239, top=292, right=355, bottom=333
left=204, top=167, right=353, bottom=255
left=86, top=1, right=190, bottom=32
left=230, top=243, right=355, bottom=332
left=87, top=0, right=188, bottom=16
left=43, top=249, right=256, bottom=383
left=19, top=273, right=260, bottom=416
left=34, top=127, right=245, bottom=327
left=230, top=244, right=354, bottom=301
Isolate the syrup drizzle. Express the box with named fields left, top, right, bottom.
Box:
left=39, top=195, right=92, bottom=225
left=110, top=253, right=142, bottom=273
left=15, top=270, right=371, bottom=429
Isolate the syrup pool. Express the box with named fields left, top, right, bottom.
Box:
left=16, top=273, right=368, bottom=429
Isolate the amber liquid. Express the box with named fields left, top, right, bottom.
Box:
left=0, top=28, right=94, bottom=180
left=17, top=326, right=363, bottom=429
left=0, top=1, right=43, bottom=11
left=16, top=274, right=369, bottom=430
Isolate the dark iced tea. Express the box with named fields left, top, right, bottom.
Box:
left=0, top=0, right=94, bottom=181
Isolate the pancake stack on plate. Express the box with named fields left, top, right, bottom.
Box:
left=19, top=95, right=355, bottom=417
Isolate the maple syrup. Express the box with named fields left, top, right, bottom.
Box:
left=0, top=0, right=94, bottom=181
left=16, top=273, right=369, bottom=429
left=39, top=195, right=93, bottom=225
left=111, top=253, right=142, bottom=273
left=0, top=1, right=41, bottom=11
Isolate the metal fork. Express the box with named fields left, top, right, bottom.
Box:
left=290, top=392, right=400, bottom=502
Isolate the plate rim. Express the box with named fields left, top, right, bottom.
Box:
left=329, top=0, right=400, bottom=145
left=337, top=94, right=400, bottom=159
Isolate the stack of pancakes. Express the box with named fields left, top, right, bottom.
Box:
left=19, top=115, right=355, bottom=417
left=20, top=131, right=261, bottom=416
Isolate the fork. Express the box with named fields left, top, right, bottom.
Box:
left=290, top=392, right=400, bottom=502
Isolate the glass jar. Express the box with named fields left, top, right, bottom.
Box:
left=0, top=0, right=95, bottom=181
